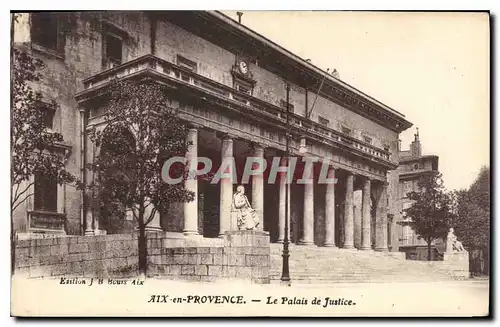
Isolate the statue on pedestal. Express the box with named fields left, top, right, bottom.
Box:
left=446, top=228, right=466, bottom=252
left=232, top=185, right=259, bottom=230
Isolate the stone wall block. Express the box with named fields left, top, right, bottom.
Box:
left=210, top=247, right=223, bottom=254
left=168, top=265, right=181, bottom=276
left=195, top=264, right=208, bottom=276
left=251, top=266, right=270, bottom=278
left=69, top=242, right=89, bottom=254
left=226, top=254, right=245, bottom=266
left=235, top=267, right=252, bottom=278
left=245, top=254, right=269, bottom=267
left=208, top=265, right=223, bottom=277
left=213, top=253, right=225, bottom=265
left=197, top=253, right=213, bottom=265
left=197, top=248, right=210, bottom=254
left=181, top=265, right=195, bottom=275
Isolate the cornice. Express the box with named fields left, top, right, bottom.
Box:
left=198, top=11, right=413, bottom=133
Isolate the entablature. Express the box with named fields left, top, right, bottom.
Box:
left=75, top=55, right=398, bottom=174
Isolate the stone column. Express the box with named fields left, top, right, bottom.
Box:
left=354, top=192, right=362, bottom=249
left=361, top=178, right=372, bottom=250
left=251, top=143, right=265, bottom=230
left=374, top=182, right=389, bottom=252
left=84, top=132, right=95, bottom=236
left=277, top=157, right=290, bottom=243
left=84, top=200, right=94, bottom=235
left=183, top=127, right=199, bottom=236
left=343, top=173, right=355, bottom=249
left=57, top=183, right=65, bottom=214
left=219, top=135, right=233, bottom=237
left=324, top=166, right=336, bottom=247
left=299, top=163, right=315, bottom=245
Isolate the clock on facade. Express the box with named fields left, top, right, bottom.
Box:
left=238, top=61, right=249, bottom=74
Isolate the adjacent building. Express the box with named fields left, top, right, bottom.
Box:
left=395, top=129, right=441, bottom=259
left=12, top=11, right=413, bottom=252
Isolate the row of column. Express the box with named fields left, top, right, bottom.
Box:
left=275, top=165, right=387, bottom=251
left=183, top=130, right=266, bottom=237
left=182, top=127, right=388, bottom=251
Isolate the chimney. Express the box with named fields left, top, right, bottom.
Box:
left=410, top=127, right=422, bottom=157
left=237, top=12, right=243, bottom=24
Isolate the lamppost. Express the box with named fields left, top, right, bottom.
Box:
left=281, top=82, right=291, bottom=283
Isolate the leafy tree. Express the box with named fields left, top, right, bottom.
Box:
left=403, top=173, right=454, bottom=261
left=11, top=49, right=77, bottom=212
left=11, top=46, right=77, bottom=273
left=453, top=166, right=490, bottom=251
left=88, top=78, right=195, bottom=276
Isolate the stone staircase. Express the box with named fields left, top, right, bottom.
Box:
left=270, top=244, right=466, bottom=284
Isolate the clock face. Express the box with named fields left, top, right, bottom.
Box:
left=239, top=61, right=248, bottom=74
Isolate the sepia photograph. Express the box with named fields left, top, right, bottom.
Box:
left=9, top=9, right=490, bottom=317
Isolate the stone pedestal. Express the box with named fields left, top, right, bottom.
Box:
left=443, top=251, right=470, bottom=279
left=223, top=230, right=270, bottom=284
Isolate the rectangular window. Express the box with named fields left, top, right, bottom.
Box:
left=31, top=12, right=62, bottom=53
left=40, top=103, right=55, bottom=130
left=363, top=136, right=372, bottom=144
left=279, top=99, right=294, bottom=113
left=318, top=116, right=329, bottom=126
left=34, top=172, right=58, bottom=212
left=103, top=33, right=123, bottom=69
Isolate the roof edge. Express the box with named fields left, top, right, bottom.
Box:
left=210, top=11, right=411, bottom=124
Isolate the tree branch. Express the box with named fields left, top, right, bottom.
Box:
left=12, top=192, right=34, bottom=212
left=12, top=181, right=34, bottom=211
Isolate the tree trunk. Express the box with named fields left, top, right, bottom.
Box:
left=427, top=239, right=432, bottom=261
left=137, top=217, right=148, bottom=277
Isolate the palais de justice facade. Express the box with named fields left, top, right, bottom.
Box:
left=13, top=11, right=413, bottom=252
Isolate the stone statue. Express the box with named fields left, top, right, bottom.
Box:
left=232, top=185, right=260, bottom=230
left=446, top=228, right=466, bottom=252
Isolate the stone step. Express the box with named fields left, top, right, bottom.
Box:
left=268, top=244, right=460, bottom=283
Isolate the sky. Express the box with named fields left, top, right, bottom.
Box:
left=222, top=11, right=490, bottom=192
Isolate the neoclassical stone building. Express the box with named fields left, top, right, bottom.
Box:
left=12, top=11, right=412, bottom=252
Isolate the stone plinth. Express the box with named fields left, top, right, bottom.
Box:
left=223, top=230, right=270, bottom=284
left=443, top=251, right=470, bottom=278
